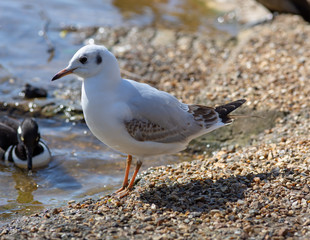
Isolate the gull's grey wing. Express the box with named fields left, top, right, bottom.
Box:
left=124, top=80, right=220, bottom=143
left=125, top=105, right=220, bottom=143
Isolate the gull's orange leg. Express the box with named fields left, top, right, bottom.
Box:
left=115, top=155, right=132, bottom=193
left=116, top=159, right=142, bottom=198
left=126, top=160, right=142, bottom=191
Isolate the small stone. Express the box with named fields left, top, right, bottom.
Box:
left=195, top=196, right=205, bottom=202
left=303, top=219, right=310, bottom=226
left=144, top=225, right=155, bottom=231
left=237, top=200, right=245, bottom=205
left=52, top=208, right=61, bottom=214
left=287, top=210, right=294, bottom=216
left=143, top=216, right=153, bottom=222
left=220, top=186, right=228, bottom=192
left=155, top=217, right=165, bottom=226
left=98, top=205, right=110, bottom=212
left=253, top=177, right=260, bottom=183
left=277, top=227, right=289, bottom=236
left=1, top=229, right=9, bottom=235
left=301, top=198, right=307, bottom=208
left=30, top=227, right=38, bottom=233
left=292, top=201, right=300, bottom=209
left=302, top=185, right=310, bottom=193
left=191, top=212, right=202, bottom=217
left=243, top=225, right=252, bottom=233
left=184, top=219, right=190, bottom=224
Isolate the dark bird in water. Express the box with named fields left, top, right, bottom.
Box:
left=256, top=0, right=310, bottom=23
left=0, top=117, right=51, bottom=171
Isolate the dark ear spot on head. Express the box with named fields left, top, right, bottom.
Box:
left=96, top=54, right=102, bottom=64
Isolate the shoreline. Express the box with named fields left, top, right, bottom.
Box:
left=1, top=14, right=310, bottom=240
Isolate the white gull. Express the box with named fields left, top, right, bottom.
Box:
left=52, top=44, right=246, bottom=197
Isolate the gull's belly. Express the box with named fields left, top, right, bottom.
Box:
left=83, top=104, right=126, bottom=149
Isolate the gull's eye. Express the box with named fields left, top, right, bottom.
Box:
left=79, top=56, right=88, bottom=64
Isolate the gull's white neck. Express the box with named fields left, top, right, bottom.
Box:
left=82, top=65, right=121, bottom=93
left=81, top=64, right=122, bottom=122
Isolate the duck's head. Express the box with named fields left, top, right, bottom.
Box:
left=17, top=118, right=40, bottom=171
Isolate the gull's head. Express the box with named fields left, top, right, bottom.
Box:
left=52, top=45, right=119, bottom=81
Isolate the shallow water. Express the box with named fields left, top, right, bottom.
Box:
left=0, top=118, right=191, bottom=226
left=0, top=0, right=222, bottom=82
left=0, top=0, right=231, bottom=226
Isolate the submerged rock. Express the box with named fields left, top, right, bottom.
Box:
left=22, top=83, right=48, bottom=99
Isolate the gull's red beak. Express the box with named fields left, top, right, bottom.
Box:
left=51, top=68, right=76, bottom=81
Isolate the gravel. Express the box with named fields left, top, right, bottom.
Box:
left=1, top=12, right=310, bottom=240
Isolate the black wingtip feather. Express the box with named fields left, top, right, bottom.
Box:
left=215, top=99, right=246, bottom=124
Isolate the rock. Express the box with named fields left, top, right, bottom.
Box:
left=22, top=83, right=47, bottom=98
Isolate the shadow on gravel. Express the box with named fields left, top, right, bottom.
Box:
left=139, top=169, right=295, bottom=213
left=187, top=110, right=287, bottom=155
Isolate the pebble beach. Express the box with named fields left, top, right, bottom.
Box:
left=1, top=8, right=310, bottom=240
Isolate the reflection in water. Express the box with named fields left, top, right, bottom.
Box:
left=0, top=167, right=44, bottom=227
left=113, top=0, right=216, bottom=31
left=12, top=171, right=39, bottom=204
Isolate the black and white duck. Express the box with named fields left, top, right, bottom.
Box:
left=0, top=117, right=51, bottom=171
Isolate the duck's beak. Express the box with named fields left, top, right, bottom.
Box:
left=51, top=67, right=76, bottom=81
left=25, top=146, right=33, bottom=172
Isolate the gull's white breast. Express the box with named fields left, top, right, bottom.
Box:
left=81, top=79, right=188, bottom=156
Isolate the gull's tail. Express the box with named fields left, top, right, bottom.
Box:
left=215, top=99, right=246, bottom=124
